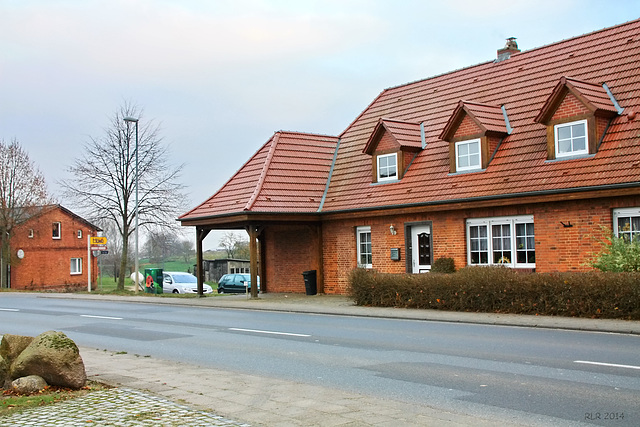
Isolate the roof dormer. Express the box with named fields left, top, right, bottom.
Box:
left=363, top=118, right=423, bottom=183
left=534, top=76, right=621, bottom=160
left=440, top=101, right=511, bottom=174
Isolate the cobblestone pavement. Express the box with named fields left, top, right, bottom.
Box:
left=0, top=387, right=250, bottom=427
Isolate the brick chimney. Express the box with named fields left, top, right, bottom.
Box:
left=496, top=37, right=520, bottom=62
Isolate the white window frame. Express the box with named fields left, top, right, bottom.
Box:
left=613, top=208, right=640, bottom=242
left=554, top=119, right=588, bottom=158
left=356, top=226, right=372, bottom=269
left=455, top=138, right=481, bottom=172
left=376, top=153, right=398, bottom=182
left=77, top=229, right=82, bottom=239
left=466, top=215, right=535, bottom=268
left=70, top=258, right=82, bottom=275
left=52, top=222, right=61, bottom=239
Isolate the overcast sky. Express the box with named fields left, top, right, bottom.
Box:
left=2, top=0, right=639, bottom=249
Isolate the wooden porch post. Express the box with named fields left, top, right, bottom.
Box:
left=196, top=227, right=210, bottom=297
left=247, top=224, right=262, bottom=299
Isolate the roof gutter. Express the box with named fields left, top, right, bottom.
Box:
left=180, top=181, right=640, bottom=224
left=319, top=181, right=640, bottom=216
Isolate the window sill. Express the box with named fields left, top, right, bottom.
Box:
left=546, top=153, right=594, bottom=162
left=448, top=168, right=485, bottom=176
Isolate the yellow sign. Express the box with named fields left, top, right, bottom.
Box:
left=90, top=236, right=107, bottom=245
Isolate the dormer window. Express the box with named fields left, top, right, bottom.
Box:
left=554, top=119, right=588, bottom=158
left=377, top=153, right=398, bottom=182
left=535, top=77, right=621, bottom=161
left=455, top=139, right=481, bottom=171
left=363, top=118, right=423, bottom=184
left=440, top=101, right=511, bottom=174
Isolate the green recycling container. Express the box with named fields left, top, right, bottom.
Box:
left=144, top=268, right=164, bottom=294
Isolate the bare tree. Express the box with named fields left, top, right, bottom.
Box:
left=60, top=103, right=186, bottom=290
left=179, top=239, right=194, bottom=263
left=219, top=231, right=249, bottom=259
left=0, top=139, right=51, bottom=287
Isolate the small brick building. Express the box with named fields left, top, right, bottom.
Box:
left=8, top=204, right=101, bottom=291
left=180, top=19, right=640, bottom=295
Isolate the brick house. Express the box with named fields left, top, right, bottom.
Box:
left=180, top=19, right=640, bottom=295
left=8, top=204, right=101, bottom=291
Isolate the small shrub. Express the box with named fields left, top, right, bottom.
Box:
left=589, top=233, right=640, bottom=272
left=431, top=257, right=455, bottom=273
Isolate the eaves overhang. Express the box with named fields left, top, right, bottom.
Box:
left=319, top=181, right=640, bottom=220
left=178, top=210, right=323, bottom=228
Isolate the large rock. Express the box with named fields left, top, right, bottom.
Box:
left=11, top=375, right=48, bottom=394
left=10, top=331, right=86, bottom=389
left=0, top=334, right=34, bottom=388
left=0, top=334, right=34, bottom=361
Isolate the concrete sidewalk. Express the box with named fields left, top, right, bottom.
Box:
left=20, top=293, right=640, bottom=425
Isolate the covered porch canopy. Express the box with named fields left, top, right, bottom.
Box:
left=178, top=131, right=339, bottom=297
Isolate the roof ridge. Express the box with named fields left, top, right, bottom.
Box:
left=244, top=132, right=280, bottom=211
left=274, top=129, right=338, bottom=139
left=382, top=18, right=640, bottom=93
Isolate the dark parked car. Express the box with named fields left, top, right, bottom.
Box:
left=217, top=274, right=260, bottom=294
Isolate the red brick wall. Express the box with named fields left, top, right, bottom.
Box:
left=10, top=207, right=99, bottom=291
left=454, top=114, right=481, bottom=138
left=316, top=196, right=635, bottom=294
left=551, top=92, right=590, bottom=121
left=376, top=132, right=399, bottom=152
left=264, top=225, right=320, bottom=293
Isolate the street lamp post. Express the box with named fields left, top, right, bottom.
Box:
left=124, top=116, right=139, bottom=293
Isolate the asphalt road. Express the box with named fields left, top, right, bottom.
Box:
left=1, top=294, right=639, bottom=426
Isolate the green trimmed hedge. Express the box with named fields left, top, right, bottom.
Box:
left=348, top=267, right=640, bottom=320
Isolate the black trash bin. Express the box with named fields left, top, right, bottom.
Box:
left=302, top=270, right=317, bottom=295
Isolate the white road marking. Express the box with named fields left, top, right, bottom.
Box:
left=229, top=327, right=310, bottom=337
left=574, top=360, right=640, bottom=370
left=0, top=308, right=19, bottom=312
left=81, top=314, right=123, bottom=320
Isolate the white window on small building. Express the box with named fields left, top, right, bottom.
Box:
left=77, top=229, right=82, bottom=239
left=455, top=138, right=481, bottom=172
left=377, top=153, right=397, bottom=182
left=70, top=258, right=82, bottom=275
left=554, top=119, right=588, bottom=158
left=613, top=208, right=640, bottom=242
left=52, top=222, right=61, bottom=239
left=466, top=215, right=535, bottom=268
left=356, top=226, right=372, bottom=268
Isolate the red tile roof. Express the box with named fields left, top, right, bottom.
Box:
left=363, top=118, right=423, bottom=155
left=440, top=100, right=509, bottom=141
left=535, top=76, right=619, bottom=123
left=321, top=18, right=640, bottom=212
left=181, top=19, right=640, bottom=222
left=179, top=131, right=338, bottom=220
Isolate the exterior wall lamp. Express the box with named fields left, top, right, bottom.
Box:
left=389, top=224, right=397, bottom=235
